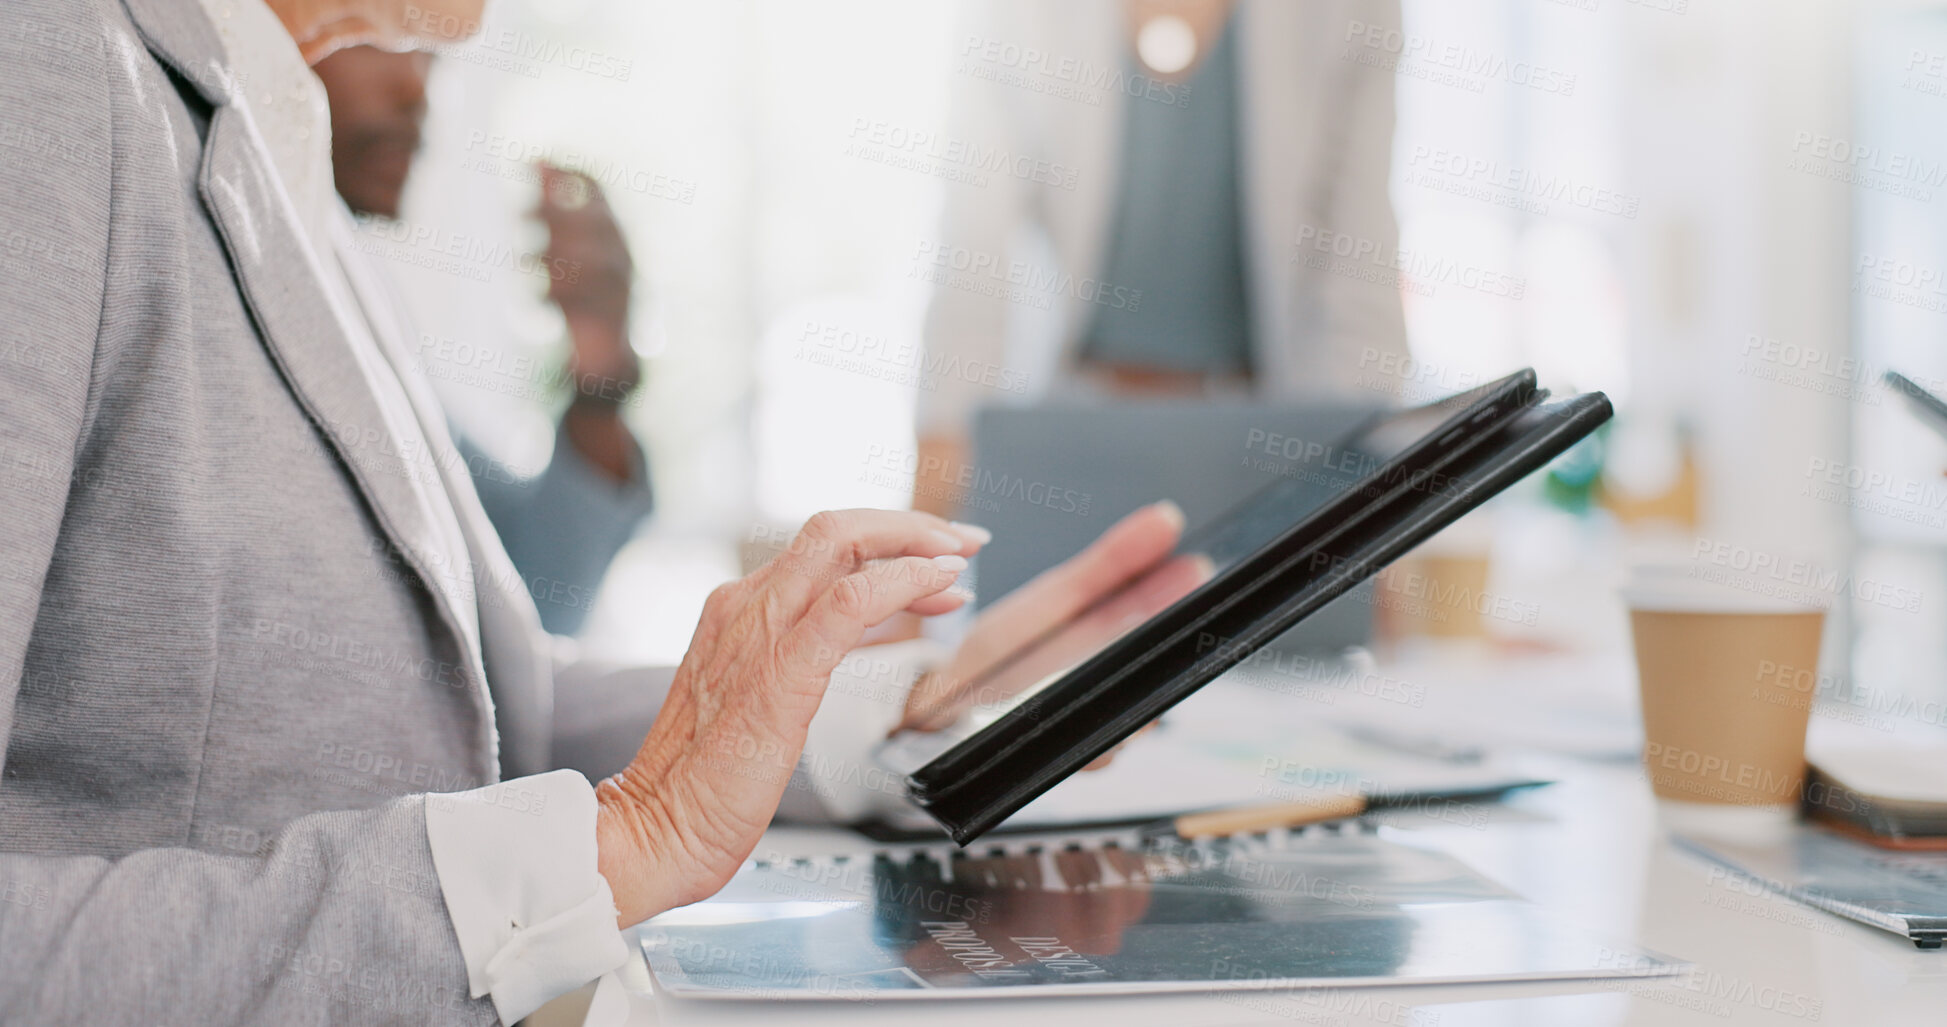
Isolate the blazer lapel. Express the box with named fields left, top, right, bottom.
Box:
left=116, top=0, right=232, bottom=110
left=197, top=103, right=489, bottom=674
left=117, top=0, right=501, bottom=768
left=328, top=215, right=557, bottom=778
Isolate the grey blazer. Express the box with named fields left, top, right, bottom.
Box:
left=0, top=0, right=665, bottom=1021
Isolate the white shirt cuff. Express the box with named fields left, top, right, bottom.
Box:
left=424, top=770, right=630, bottom=1024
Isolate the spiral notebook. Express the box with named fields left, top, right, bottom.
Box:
left=638, top=823, right=1684, bottom=1000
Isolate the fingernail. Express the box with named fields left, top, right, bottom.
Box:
left=932, top=554, right=969, bottom=574
left=1152, top=500, right=1186, bottom=529
left=948, top=521, right=993, bottom=545
left=927, top=529, right=965, bottom=552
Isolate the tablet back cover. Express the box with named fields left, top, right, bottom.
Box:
left=911, top=387, right=1612, bottom=843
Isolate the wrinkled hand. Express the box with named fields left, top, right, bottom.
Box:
left=596, top=510, right=985, bottom=925
left=897, top=501, right=1211, bottom=769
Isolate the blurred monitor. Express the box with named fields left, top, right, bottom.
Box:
left=966, top=400, right=1386, bottom=653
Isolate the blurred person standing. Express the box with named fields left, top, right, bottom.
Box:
left=314, top=46, right=653, bottom=634
left=915, top=0, right=1410, bottom=514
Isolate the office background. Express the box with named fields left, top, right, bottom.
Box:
left=365, top=0, right=1947, bottom=733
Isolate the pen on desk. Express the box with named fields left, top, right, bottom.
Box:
left=1139, top=793, right=1368, bottom=841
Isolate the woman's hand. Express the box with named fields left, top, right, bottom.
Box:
left=594, top=510, right=985, bottom=925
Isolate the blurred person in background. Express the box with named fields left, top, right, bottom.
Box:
left=313, top=45, right=652, bottom=635
left=915, top=0, right=1410, bottom=515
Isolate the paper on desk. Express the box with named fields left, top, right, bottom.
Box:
left=641, top=827, right=1687, bottom=999
left=1339, top=641, right=1644, bottom=761
left=872, top=674, right=1546, bottom=835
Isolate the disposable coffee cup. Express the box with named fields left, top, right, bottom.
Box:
left=1622, top=566, right=1826, bottom=815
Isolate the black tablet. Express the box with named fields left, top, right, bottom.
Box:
left=1886, top=370, right=1947, bottom=440
left=901, top=369, right=1612, bottom=844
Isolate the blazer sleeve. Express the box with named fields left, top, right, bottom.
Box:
left=1285, top=0, right=1411, bottom=399
left=0, top=11, right=485, bottom=1022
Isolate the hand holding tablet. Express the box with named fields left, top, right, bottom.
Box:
left=896, top=500, right=1208, bottom=735
left=898, top=370, right=1613, bottom=844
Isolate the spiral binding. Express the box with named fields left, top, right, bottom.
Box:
left=748, top=816, right=1381, bottom=875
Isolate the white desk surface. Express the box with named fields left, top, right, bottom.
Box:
left=566, top=646, right=1947, bottom=1027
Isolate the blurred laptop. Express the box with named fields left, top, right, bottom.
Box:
left=965, top=400, right=1384, bottom=653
